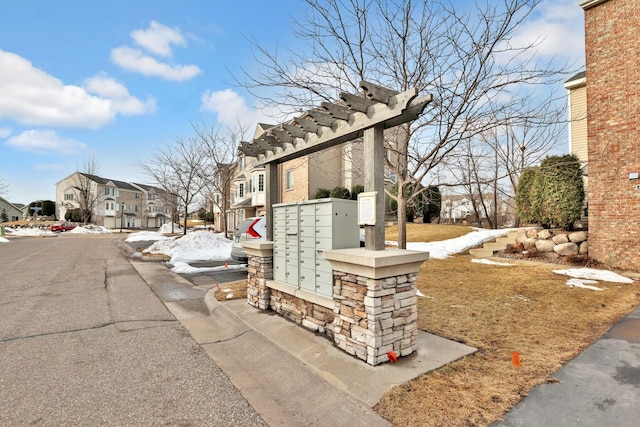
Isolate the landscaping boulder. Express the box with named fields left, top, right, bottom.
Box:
left=554, top=242, right=579, bottom=256
left=568, top=231, right=588, bottom=243
left=552, top=233, right=569, bottom=244
left=535, top=239, right=556, bottom=253
left=515, top=232, right=528, bottom=244
left=523, top=238, right=538, bottom=250
left=526, top=229, right=539, bottom=238
left=537, top=229, right=552, bottom=239
left=579, top=241, right=589, bottom=255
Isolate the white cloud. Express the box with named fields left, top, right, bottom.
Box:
left=0, top=127, right=11, bottom=138
left=84, top=74, right=156, bottom=115
left=6, top=130, right=87, bottom=155
left=111, top=21, right=201, bottom=81
left=201, top=89, right=254, bottom=126
left=511, top=0, right=585, bottom=63
left=33, top=163, right=63, bottom=171
left=131, top=21, right=186, bottom=57
left=201, top=88, right=292, bottom=131
left=0, top=50, right=153, bottom=129
left=111, top=46, right=201, bottom=81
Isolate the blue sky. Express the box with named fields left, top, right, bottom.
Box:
left=0, top=0, right=584, bottom=205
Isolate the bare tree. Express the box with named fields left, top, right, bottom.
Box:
left=139, top=137, right=210, bottom=235
left=240, top=0, right=569, bottom=247
left=68, top=157, right=101, bottom=224
left=191, top=120, right=249, bottom=236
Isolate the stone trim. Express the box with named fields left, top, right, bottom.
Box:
left=323, top=248, right=429, bottom=279
left=267, top=280, right=334, bottom=309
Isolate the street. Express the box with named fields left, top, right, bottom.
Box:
left=0, top=233, right=265, bottom=426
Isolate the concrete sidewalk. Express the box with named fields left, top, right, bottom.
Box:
left=492, top=305, right=640, bottom=426
left=131, top=261, right=476, bottom=427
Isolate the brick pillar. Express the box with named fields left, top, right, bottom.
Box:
left=324, top=248, right=429, bottom=366
left=243, top=241, right=274, bottom=310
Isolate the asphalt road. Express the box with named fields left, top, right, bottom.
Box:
left=0, top=233, right=265, bottom=426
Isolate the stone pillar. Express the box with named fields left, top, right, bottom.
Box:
left=324, top=248, right=429, bottom=366
left=242, top=241, right=274, bottom=310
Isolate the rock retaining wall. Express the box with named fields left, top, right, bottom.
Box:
left=513, top=229, right=588, bottom=258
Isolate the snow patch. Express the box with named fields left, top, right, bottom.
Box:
left=565, top=278, right=603, bottom=291
left=170, top=261, right=246, bottom=274
left=158, top=223, right=184, bottom=234
left=387, top=228, right=514, bottom=259
left=553, top=268, right=634, bottom=284
left=0, top=236, right=9, bottom=243
left=8, top=228, right=57, bottom=237
left=126, top=231, right=175, bottom=243
left=471, top=259, right=514, bottom=267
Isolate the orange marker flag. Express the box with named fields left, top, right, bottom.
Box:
left=512, top=351, right=522, bottom=367
left=224, top=261, right=229, bottom=268
left=387, top=352, right=398, bottom=362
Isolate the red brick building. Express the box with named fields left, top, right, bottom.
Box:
left=581, top=0, right=640, bottom=270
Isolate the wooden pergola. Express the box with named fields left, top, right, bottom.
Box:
left=239, top=81, right=432, bottom=250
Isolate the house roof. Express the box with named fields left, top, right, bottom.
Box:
left=564, top=71, right=586, bottom=90
left=75, top=173, right=158, bottom=192
left=0, top=196, right=23, bottom=212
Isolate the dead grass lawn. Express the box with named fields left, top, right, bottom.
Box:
left=214, top=279, right=248, bottom=302
left=375, top=236, right=639, bottom=426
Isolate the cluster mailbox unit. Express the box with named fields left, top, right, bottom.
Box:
left=272, top=198, right=360, bottom=297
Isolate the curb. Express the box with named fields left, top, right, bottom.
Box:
left=204, top=288, right=222, bottom=314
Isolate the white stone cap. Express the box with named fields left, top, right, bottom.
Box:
left=242, top=240, right=274, bottom=257
left=323, top=248, right=429, bottom=279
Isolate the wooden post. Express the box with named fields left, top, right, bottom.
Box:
left=363, top=124, right=385, bottom=250
left=265, top=162, right=278, bottom=241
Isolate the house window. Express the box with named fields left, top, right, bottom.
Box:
left=258, top=174, right=264, bottom=192
left=135, top=205, right=139, bottom=212
left=285, top=170, right=294, bottom=191
left=239, top=183, right=244, bottom=198
left=64, top=193, right=74, bottom=201
left=135, top=193, right=140, bottom=199
left=148, top=193, right=155, bottom=201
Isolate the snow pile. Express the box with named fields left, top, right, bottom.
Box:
left=387, top=228, right=513, bottom=259
left=0, top=236, right=9, bottom=243
left=126, top=231, right=175, bottom=243
left=3, top=227, right=15, bottom=233
left=7, top=228, right=57, bottom=237
left=143, top=230, right=232, bottom=263
left=69, top=225, right=112, bottom=234
left=158, top=223, right=184, bottom=234
left=171, top=261, right=246, bottom=274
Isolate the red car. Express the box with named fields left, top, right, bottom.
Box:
left=50, top=222, right=76, bottom=232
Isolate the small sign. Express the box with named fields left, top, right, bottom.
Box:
left=357, top=191, right=377, bottom=225
left=630, top=172, right=639, bottom=180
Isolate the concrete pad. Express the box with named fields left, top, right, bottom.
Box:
left=202, top=329, right=392, bottom=427
left=223, top=299, right=476, bottom=407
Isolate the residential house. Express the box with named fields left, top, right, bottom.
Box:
left=580, top=0, right=639, bottom=270
left=440, top=193, right=514, bottom=226
left=565, top=71, right=589, bottom=226
left=0, top=197, right=23, bottom=222
left=55, top=172, right=170, bottom=229
left=209, top=162, right=235, bottom=234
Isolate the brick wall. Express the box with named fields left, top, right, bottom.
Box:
left=584, top=0, right=640, bottom=270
